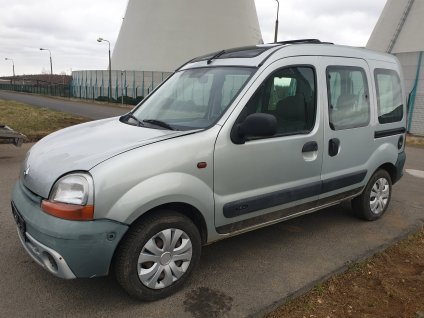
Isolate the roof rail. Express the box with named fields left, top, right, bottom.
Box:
left=274, top=39, right=334, bottom=45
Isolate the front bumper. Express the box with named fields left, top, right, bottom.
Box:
left=11, top=181, right=129, bottom=278
left=16, top=227, right=76, bottom=279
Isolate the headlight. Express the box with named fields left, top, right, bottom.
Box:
left=50, top=173, right=94, bottom=205
left=41, top=173, right=95, bottom=221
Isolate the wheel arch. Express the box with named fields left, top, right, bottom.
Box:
left=376, top=162, right=397, bottom=184
left=123, top=202, right=208, bottom=245
left=110, top=201, right=208, bottom=277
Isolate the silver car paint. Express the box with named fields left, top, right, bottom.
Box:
left=89, top=126, right=220, bottom=240
left=21, top=44, right=406, bottom=245
left=318, top=57, right=377, bottom=198
left=213, top=56, right=324, bottom=229
left=22, top=117, right=192, bottom=198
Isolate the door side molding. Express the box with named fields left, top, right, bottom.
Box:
left=217, top=187, right=363, bottom=234
left=223, top=170, right=367, bottom=219
left=223, top=181, right=321, bottom=218
left=321, top=170, right=367, bottom=193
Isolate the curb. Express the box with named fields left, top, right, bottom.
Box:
left=249, top=220, right=424, bottom=318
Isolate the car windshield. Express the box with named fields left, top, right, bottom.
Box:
left=129, top=67, right=255, bottom=130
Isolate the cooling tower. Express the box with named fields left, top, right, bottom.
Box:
left=367, top=0, right=424, bottom=54
left=111, top=0, right=263, bottom=72
left=367, top=0, right=424, bottom=136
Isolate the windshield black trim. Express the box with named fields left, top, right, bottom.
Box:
left=258, top=46, right=286, bottom=67
left=191, top=46, right=272, bottom=63
left=179, top=65, right=258, bottom=71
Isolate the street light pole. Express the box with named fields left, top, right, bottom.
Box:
left=97, top=38, right=112, bottom=102
left=40, top=48, right=53, bottom=84
left=5, top=58, right=15, bottom=77
left=274, top=0, right=280, bottom=43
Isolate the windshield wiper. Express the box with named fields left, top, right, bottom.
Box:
left=142, top=119, right=175, bottom=130
left=122, top=114, right=144, bottom=127
left=207, top=50, right=226, bottom=64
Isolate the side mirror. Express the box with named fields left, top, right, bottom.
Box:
left=231, top=113, right=277, bottom=144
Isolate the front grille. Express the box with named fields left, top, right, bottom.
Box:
left=19, top=181, right=43, bottom=204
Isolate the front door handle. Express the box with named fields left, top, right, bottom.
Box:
left=302, top=141, right=318, bottom=153
left=329, top=138, right=340, bottom=157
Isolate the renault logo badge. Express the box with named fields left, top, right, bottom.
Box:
left=23, top=166, right=30, bottom=178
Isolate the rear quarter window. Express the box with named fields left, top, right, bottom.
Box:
left=374, top=69, right=403, bottom=124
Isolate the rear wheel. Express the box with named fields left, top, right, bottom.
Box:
left=114, top=210, right=201, bottom=301
left=352, top=169, right=392, bottom=221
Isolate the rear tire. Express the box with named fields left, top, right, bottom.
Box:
left=352, top=169, right=392, bottom=221
left=114, top=210, right=201, bottom=301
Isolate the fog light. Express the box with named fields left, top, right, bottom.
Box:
left=43, top=252, right=58, bottom=272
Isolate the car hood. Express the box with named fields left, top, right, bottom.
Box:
left=22, top=117, right=193, bottom=198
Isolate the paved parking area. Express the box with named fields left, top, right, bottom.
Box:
left=1, top=144, right=423, bottom=317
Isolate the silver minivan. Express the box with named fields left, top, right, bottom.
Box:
left=11, top=40, right=406, bottom=301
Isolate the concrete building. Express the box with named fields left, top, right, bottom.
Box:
left=72, top=0, right=263, bottom=101
left=112, top=0, right=263, bottom=72
left=367, top=0, right=424, bottom=136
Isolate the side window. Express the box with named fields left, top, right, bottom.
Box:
left=327, top=66, right=370, bottom=130
left=239, top=66, right=316, bottom=136
left=374, top=69, right=403, bottom=124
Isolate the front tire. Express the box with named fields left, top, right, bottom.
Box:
left=352, top=169, right=392, bottom=221
left=114, top=210, right=201, bottom=301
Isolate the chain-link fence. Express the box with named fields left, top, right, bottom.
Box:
left=0, top=70, right=171, bottom=105
left=409, top=93, right=424, bottom=136
left=0, top=83, right=72, bottom=97
left=71, top=70, right=172, bottom=105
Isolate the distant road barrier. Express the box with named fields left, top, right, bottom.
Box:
left=0, top=83, right=71, bottom=98
left=0, top=70, right=171, bottom=105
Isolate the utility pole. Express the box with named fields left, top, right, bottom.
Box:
left=40, top=48, right=53, bottom=85
left=97, top=38, right=112, bottom=102
left=274, top=0, right=280, bottom=43
left=5, top=57, right=15, bottom=85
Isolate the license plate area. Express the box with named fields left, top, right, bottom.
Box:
left=11, top=202, right=26, bottom=239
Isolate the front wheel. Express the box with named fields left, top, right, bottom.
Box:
left=352, top=169, right=392, bottom=221
left=114, top=211, right=201, bottom=301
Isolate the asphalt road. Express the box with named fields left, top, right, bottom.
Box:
left=1, top=144, right=423, bottom=317
left=0, top=91, right=128, bottom=120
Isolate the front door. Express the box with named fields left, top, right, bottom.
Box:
left=213, top=57, right=324, bottom=233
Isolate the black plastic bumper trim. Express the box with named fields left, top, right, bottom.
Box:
left=223, top=170, right=368, bottom=218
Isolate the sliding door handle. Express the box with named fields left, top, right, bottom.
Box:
left=329, top=138, right=340, bottom=157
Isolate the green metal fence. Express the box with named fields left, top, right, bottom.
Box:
left=71, top=70, right=172, bottom=104
left=0, top=70, right=172, bottom=105
left=0, top=84, right=72, bottom=97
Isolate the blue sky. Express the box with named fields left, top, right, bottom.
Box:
left=0, top=0, right=386, bottom=76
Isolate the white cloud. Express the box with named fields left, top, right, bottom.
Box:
left=256, top=0, right=386, bottom=44
left=0, top=0, right=386, bottom=76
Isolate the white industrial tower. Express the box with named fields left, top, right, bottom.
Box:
left=112, top=0, right=263, bottom=73
left=367, top=0, right=424, bottom=136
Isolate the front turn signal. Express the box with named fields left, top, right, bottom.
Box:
left=41, top=200, right=94, bottom=221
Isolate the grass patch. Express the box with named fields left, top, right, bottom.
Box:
left=406, top=134, right=424, bottom=148
left=0, top=99, right=89, bottom=142
left=267, top=227, right=424, bottom=318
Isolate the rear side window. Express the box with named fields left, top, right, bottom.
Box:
left=326, top=66, right=370, bottom=130
left=374, top=69, right=403, bottom=124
